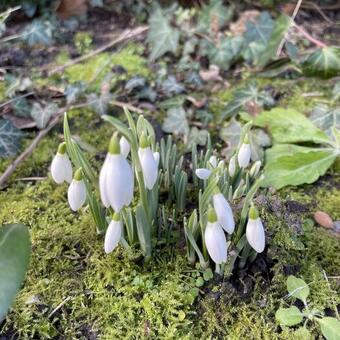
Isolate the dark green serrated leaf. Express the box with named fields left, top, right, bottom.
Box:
left=303, top=46, right=340, bottom=79
left=30, top=102, right=58, bottom=129
left=147, top=8, right=180, bottom=61
left=162, top=106, right=189, bottom=135
left=263, top=145, right=338, bottom=189
left=318, top=317, right=340, bottom=340
left=0, top=119, right=24, bottom=157
left=275, top=306, right=303, bottom=327
left=258, top=14, right=292, bottom=67
left=255, top=108, right=331, bottom=144
left=0, top=224, right=31, bottom=321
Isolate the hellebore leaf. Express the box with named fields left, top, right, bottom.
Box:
left=318, top=317, right=340, bottom=340
left=263, top=145, right=338, bottom=189
left=22, top=19, right=53, bottom=46
left=275, top=306, right=303, bottom=327
left=0, top=119, right=24, bottom=157
left=255, top=108, right=331, bottom=144
left=0, top=224, right=31, bottom=321
left=162, top=106, right=189, bottom=135
left=258, top=14, right=292, bottom=67
left=30, top=102, right=58, bottom=129
left=303, top=46, right=340, bottom=79
left=221, top=83, right=274, bottom=119
left=197, top=0, right=233, bottom=32
left=147, top=7, right=180, bottom=61
left=309, top=105, right=340, bottom=137
left=286, top=275, right=310, bottom=303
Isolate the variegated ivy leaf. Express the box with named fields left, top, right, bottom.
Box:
left=147, top=8, right=180, bottom=61
left=0, top=119, right=24, bottom=157
left=162, top=106, right=189, bottom=136
left=30, top=102, right=58, bottom=129
left=309, top=104, right=340, bottom=137
left=22, top=19, right=53, bottom=46
left=303, top=46, right=340, bottom=79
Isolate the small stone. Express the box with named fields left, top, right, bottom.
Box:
left=314, top=211, right=334, bottom=229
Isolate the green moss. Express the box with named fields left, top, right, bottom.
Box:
left=74, top=32, right=93, bottom=55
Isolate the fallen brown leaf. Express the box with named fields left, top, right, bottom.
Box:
left=56, top=0, right=88, bottom=20
left=199, top=65, right=222, bottom=82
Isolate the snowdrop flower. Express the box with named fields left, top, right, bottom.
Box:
left=68, top=168, right=86, bottom=211
left=205, top=207, right=228, bottom=264
left=228, top=155, right=236, bottom=177
left=213, top=190, right=235, bottom=234
left=104, top=212, right=122, bottom=254
left=99, top=135, right=134, bottom=212
left=153, top=151, right=160, bottom=167
left=246, top=204, right=265, bottom=253
left=209, top=155, right=217, bottom=168
left=195, top=168, right=211, bottom=180
left=238, top=134, right=251, bottom=168
left=120, top=136, right=130, bottom=158
left=249, top=161, right=261, bottom=177
left=51, top=142, right=73, bottom=184
left=138, top=132, right=158, bottom=190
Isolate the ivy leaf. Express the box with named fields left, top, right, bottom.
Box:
left=30, top=102, right=58, bottom=129
left=125, top=76, right=146, bottom=92
left=207, top=36, right=243, bottom=69
left=286, top=276, right=310, bottom=303
left=147, top=8, right=180, bottom=61
left=275, top=306, right=303, bottom=327
left=162, top=106, right=189, bottom=135
left=161, top=76, right=185, bottom=96
left=0, top=224, right=31, bottom=321
left=88, top=93, right=111, bottom=116
left=221, top=83, right=274, bottom=119
left=255, top=108, right=331, bottom=144
left=0, top=119, right=24, bottom=157
left=187, top=127, right=209, bottom=148
left=248, top=128, right=271, bottom=161
left=309, top=105, right=340, bottom=136
left=12, top=98, right=32, bottom=118
left=303, top=46, right=340, bottom=79
left=263, top=145, right=338, bottom=189
left=318, top=317, right=340, bottom=340
left=258, top=14, right=292, bottom=67
left=219, top=118, right=241, bottom=157
left=22, top=19, right=53, bottom=46
left=197, top=0, right=233, bottom=32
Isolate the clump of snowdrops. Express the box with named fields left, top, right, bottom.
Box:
left=50, top=109, right=265, bottom=273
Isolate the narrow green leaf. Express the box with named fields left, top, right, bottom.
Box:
left=275, top=306, right=303, bottom=326
left=0, top=224, right=31, bottom=321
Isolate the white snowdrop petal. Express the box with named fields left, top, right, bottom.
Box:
left=209, top=155, right=217, bottom=168
left=51, top=154, right=65, bottom=184
left=195, top=168, right=211, bottom=180
left=124, top=165, right=134, bottom=206
left=139, top=147, right=158, bottom=190
left=246, top=217, right=265, bottom=253
left=63, top=155, right=73, bottom=183
left=228, top=156, right=236, bottom=177
left=68, top=180, right=86, bottom=211
left=106, top=154, right=133, bottom=212
left=153, top=151, right=160, bottom=167
left=104, top=220, right=122, bottom=254
left=99, top=156, right=110, bottom=208
left=213, top=193, right=235, bottom=234
left=238, top=143, right=251, bottom=168
left=205, top=222, right=228, bottom=264
left=120, top=136, right=130, bottom=158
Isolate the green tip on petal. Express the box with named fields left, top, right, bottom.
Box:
left=207, top=206, right=217, bottom=223
left=112, top=212, right=120, bottom=221
left=139, top=131, right=149, bottom=149
left=74, top=168, right=83, bottom=181
left=57, top=142, right=67, bottom=155
left=243, top=133, right=250, bottom=144
left=108, top=134, right=120, bottom=154
left=212, top=186, right=220, bottom=195
left=249, top=203, right=259, bottom=220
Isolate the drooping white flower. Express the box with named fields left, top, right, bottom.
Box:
left=195, top=168, right=211, bottom=180
left=228, top=155, right=236, bottom=177
left=67, top=168, right=86, bottom=211
left=204, top=207, right=228, bottom=264
left=51, top=142, right=73, bottom=184
left=209, top=155, right=217, bottom=168
left=153, top=151, right=160, bottom=167
left=120, top=136, right=130, bottom=158
left=238, top=135, right=251, bottom=168
left=246, top=204, right=265, bottom=253
left=99, top=135, right=134, bottom=212
left=249, top=161, right=261, bottom=177
left=138, top=132, right=158, bottom=190
left=213, top=192, right=235, bottom=234
left=104, top=213, right=123, bottom=254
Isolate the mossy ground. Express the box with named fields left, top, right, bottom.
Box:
left=1, top=43, right=339, bottom=339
